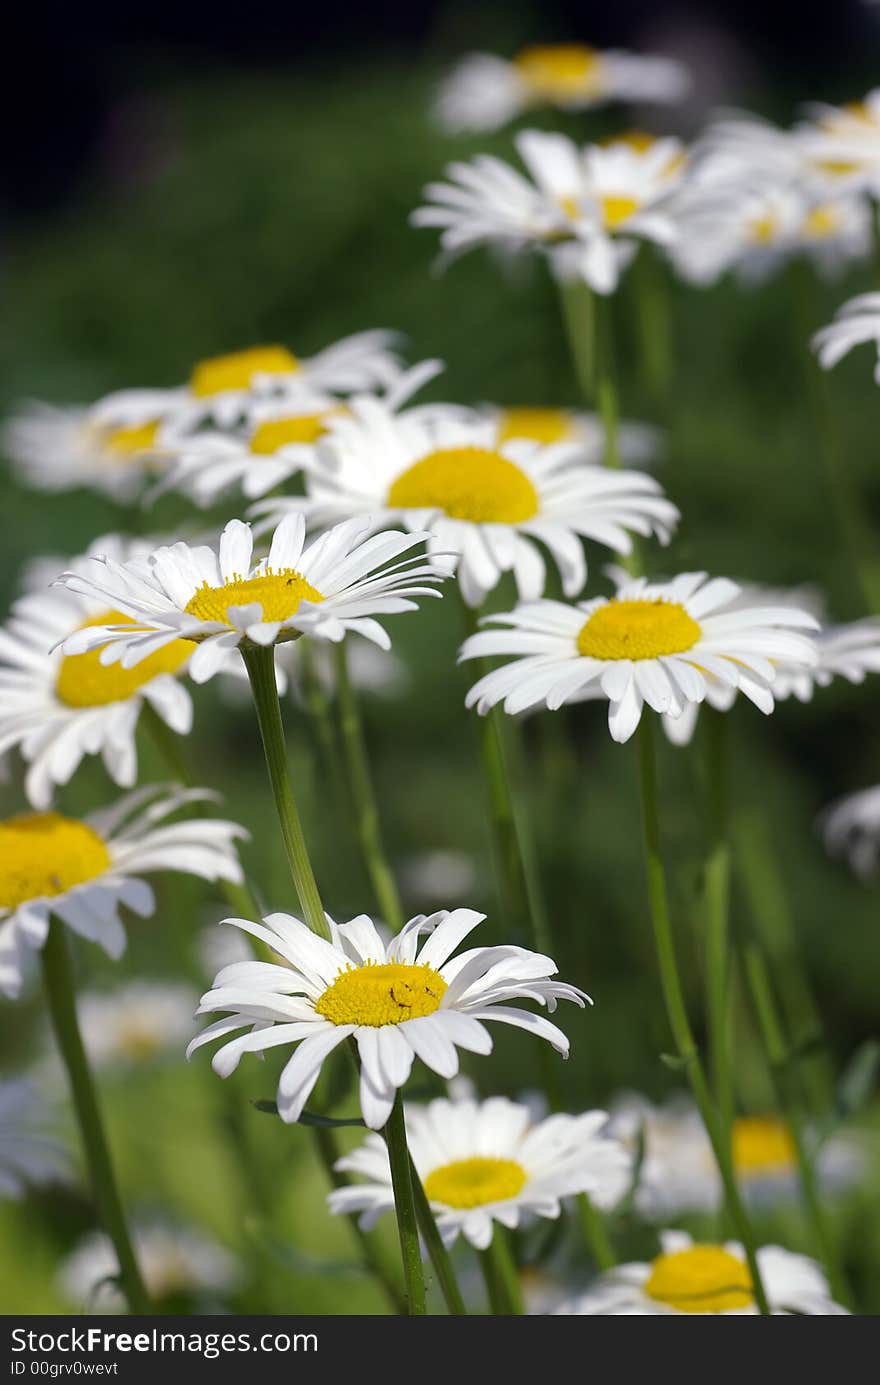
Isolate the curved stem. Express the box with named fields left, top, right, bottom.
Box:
left=636, top=718, right=770, bottom=1315
left=241, top=641, right=330, bottom=941
left=333, top=640, right=404, bottom=930
left=385, top=1095, right=427, bottom=1314
left=704, top=711, right=734, bottom=1147
left=595, top=294, right=621, bottom=471
left=556, top=277, right=595, bottom=402
left=577, top=1192, right=615, bottom=1270
left=409, top=1157, right=468, bottom=1314
left=41, top=922, right=150, bottom=1314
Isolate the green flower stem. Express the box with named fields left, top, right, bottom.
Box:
left=734, top=810, right=834, bottom=1113
left=576, top=1192, right=615, bottom=1270
left=241, top=641, right=330, bottom=942
left=479, top=1230, right=524, bottom=1315
left=633, top=249, right=672, bottom=405
left=595, top=294, right=621, bottom=471
left=333, top=640, right=404, bottom=931
left=636, top=718, right=771, bottom=1315
left=409, top=1157, right=468, bottom=1315
left=703, top=711, right=735, bottom=1146
left=298, top=642, right=348, bottom=795
left=557, top=277, right=595, bottom=402
left=41, top=921, right=150, bottom=1314
left=742, top=942, right=852, bottom=1309
left=384, top=1095, right=427, bottom=1314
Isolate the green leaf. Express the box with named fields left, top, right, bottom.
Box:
left=252, top=1099, right=365, bottom=1128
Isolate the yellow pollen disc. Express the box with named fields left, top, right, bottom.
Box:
left=750, top=213, right=780, bottom=244
left=803, top=205, right=842, bottom=238
left=249, top=413, right=332, bottom=454
left=577, top=599, right=701, bottom=661
left=815, top=159, right=859, bottom=178
left=0, top=812, right=111, bottom=910
left=602, top=129, right=657, bottom=152
left=601, top=195, right=641, bottom=230
left=314, top=962, right=447, bottom=1027
left=184, top=570, right=324, bottom=627
left=387, top=446, right=539, bottom=524
left=644, top=1245, right=753, bottom=1313
left=496, top=407, right=576, bottom=445
left=423, top=1157, right=527, bottom=1209
left=102, top=420, right=162, bottom=459
left=189, top=346, right=300, bottom=398
left=514, top=44, right=602, bottom=99
left=55, top=611, right=193, bottom=708
left=117, top=1027, right=164, bottom=1061
left=732, top=1117, right=796, bottom=1175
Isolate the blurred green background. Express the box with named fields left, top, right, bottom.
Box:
left=1, top=28, right=880, bottom=1314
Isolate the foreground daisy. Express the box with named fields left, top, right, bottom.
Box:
left=812, top=293, right=880, bottom=381
left=74, top=981, right=199, bottom=1069
left=328, top=1095, right=630, bottom=1250
left=555, top=1230, right=848, bottom=1315
left=821, top=783, right=880, bottom=878
left=0, top=534, right=196, bottom=809
left=1, top=398, right=171, bottom=501
left=252, top=404, right=678, bottom=607
left=0, top=785, right=246, bottom=999
left=54, top=514, right=446, bottom=682
left=59, top=1224, right=241, bottom=1312
left=460, top=573, right=819, bottom=742
left=433, top=44, right=690, bottom=134
left=0, top=1079, right=69, bottom=1200
left=189, top=908, right=588, bottom=1130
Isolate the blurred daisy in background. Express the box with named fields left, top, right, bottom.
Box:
left=74, top=981, right=199, bottom=1069
left=795, top=90, right=880, bottom=195
left=253, top=404, right=678, bottom=607
left=0, top=785, right=246, bottom=999
left=813, top=294, right=880, bottom=381
left=0, top=1078, right=70, bottom=1200
left=189, top=907, right=588, bottom=1130
left=54, top=514, right=447, bottom=681
left=58, top=1223, right=241, bottom=1312
left=327, top=1095, right=630, bottom=1249
left=285, top=638, right=409, bottom=709
left=480, top=403, right=663, bottom=469
left=821, top=784, right=880, bottom=878
left=433, top=44, right=690, bottom=134
left=555, top=1230, right=848, bottom=1315
left=460, top=572, right=818, bottom=743
left=399, top=849, right=479, bottom=905
left=0, top=534, right=196, bottom=809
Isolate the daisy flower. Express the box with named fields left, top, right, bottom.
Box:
left=459, top=572, right=819, bottom=743
left=0, top=1078, right=70, bottom=1200
left=433, top=44, right=690, bottom=134
left=608, top=1093, right=863, bottom=1218
left=74, top=981, right=199, bottom=1069
left=59, top=1224, right=241, bottom=1312
left=0, top=534, right=198, bottom=810
left=821, top=784, right=880, bottom=878
left=813, top=293, right=880, bottom=382
left=188, top=907, right=588, bottom=1130
left=795, top=90, right=880, bottom=195
left=413, top=129, right=685, bottom=294
left=2, top=399, right=171, bottom=502
left=481, top=403, right=662, bottom=468
left=327, top=1095, right=630, bottom=1250
left=554, top=1230, right=848, bottom=1315
left=0, top=785, right=246, bottom=999
left=251, top=404, right=678, bottom=607
left=53, top=514, right=446, bottom=683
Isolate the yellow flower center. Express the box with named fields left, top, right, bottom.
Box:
left=496, top=407, right=576, bottom=445
left=314, top=962, right=447, bottom=1027
left=116, top=1026, right=165, bottom=1062
left=184, top=571, right=324, bottom=626
left=602, top=129, right=656, bottom=152
left=600, top=195, right=641, bottom=230
left=732, top=1117, right=796, bottom=1175
left=189, top=346, right=300, bottom=398
left=55, top=611, right=193, bottom=708
left=577, top=599, right=702, bottom=661
left=803, top=204, right=842, bottom=238
left=0, top=812, right=111, bottom=910
left=814, top=159, right=859, bottom=178
left=749, top=213, right=781, bottom=244
left=423, top=1156, right=527, bottom=1209
left=387, top=447, right=539, bottom=523
left=514, top=44, right=603, bottom=100
left=644, top=1245, right=753, bottom=1313
left=249, top=413, right=334, bottom=454
left=102, top=420, right=162, bottom=459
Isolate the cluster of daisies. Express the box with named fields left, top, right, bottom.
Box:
left=1, top=37, right=878, bottom=1318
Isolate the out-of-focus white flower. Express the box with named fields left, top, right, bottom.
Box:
left=813, top=293, right=880, bottom=382
left=75, top=982, right=199, bottom=1068
left=58, top=1224, right=241, bottom=1311
left=479, top=403, right=663, bottom=469
left=399, top=850, right=479, bottom=904
left=821, top=784, right=880, bottom=878
left=0, top=1079, right=70, bottom=1200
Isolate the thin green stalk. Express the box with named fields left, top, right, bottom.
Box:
left=742, top=942, right=852, bottom=1309
left=241, top=641, right=330, bottom=941
left=595, top=294, right=621, bottom=470
left=556, top=277, right=595, bottom=402
left=479, top=1230, right=524, bottom=1315
left=703, top=711, right=734, bottom=1145
left=409, top=1158, right=468, bottom=1314
left=41, top=921, right=150, bottom=1314
left=576, top=1192, right=615, bottom=1269
left=636, top=718, right=771, bottom=1315
left=633, top=248, right=672, bottom=404
left=333, top=640, right=404, bottom=930
left=298, top=641, right=347, bottom=791
left=385, top=1095, right=427, bottom=1314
